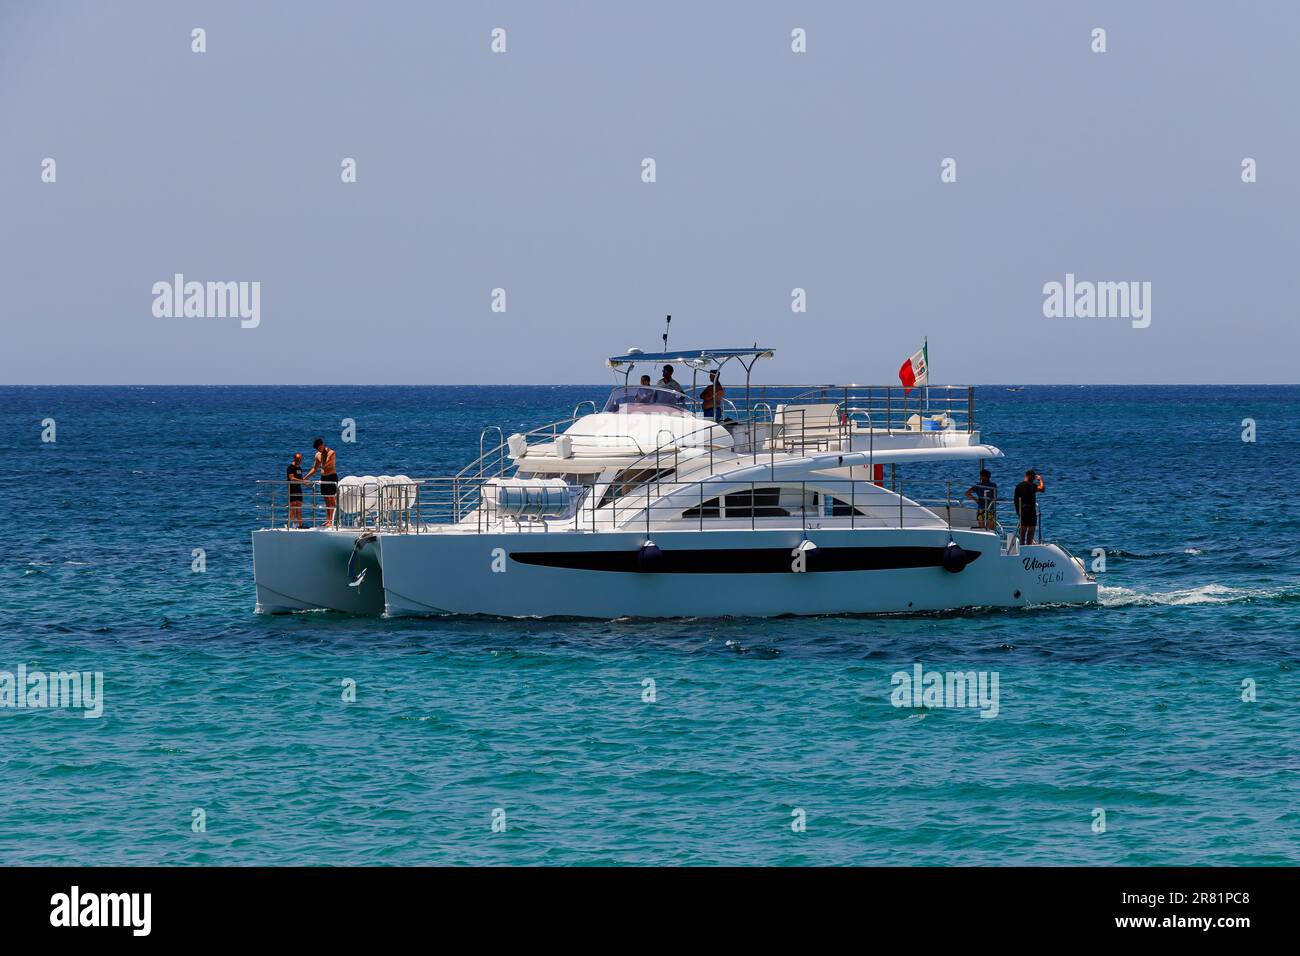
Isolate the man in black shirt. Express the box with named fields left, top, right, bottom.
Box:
left=286, top=452, right=305, bottom=528
left=1014, top=469, right=1045, bottom=544
left=964, top=468, right=998, bottom=530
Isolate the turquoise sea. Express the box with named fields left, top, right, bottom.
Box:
left=1, top=385, right=1297, bottom=865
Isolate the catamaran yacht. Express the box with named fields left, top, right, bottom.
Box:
left=252, top=346, right=1097, bottom=617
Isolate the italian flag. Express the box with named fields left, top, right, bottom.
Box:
left=898, top=342, right=928, bottom=394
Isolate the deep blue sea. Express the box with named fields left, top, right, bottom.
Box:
left=2, top=385, right=1298, bottom=865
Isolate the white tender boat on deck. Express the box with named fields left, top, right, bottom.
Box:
left=252, top=346, right=1097, bottom=617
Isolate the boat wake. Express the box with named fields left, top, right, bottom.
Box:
left=1104, top=548, right=1205, bottom=560
left=1100, top=583, right=1300, bottom=607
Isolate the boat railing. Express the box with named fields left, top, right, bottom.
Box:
left=255, top=475, right=1028, bottom=540
left=255, top=476, right=490, bottom=531
left=622, top=419, right=738, bottom=478
left=765, top=384, right=974, bottom=434
left=444, top=385, right=975, bottom=504
left=455, top=412, right=663, bottom=483
left=617, top=396, right=941, bottom=474
left=457, top=414, right=582, bottom=481
left=994, top=508, right=1045, bottom=547
left=671, top=383, right=975, bottom=434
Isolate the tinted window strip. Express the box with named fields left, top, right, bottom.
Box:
left=508, top=546, right=981, bottom=574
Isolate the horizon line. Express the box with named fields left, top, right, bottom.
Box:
left=2, top=382, right=1298, bottom=388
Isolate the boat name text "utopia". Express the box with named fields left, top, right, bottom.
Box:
left=1023, top=556, right=1057, bottom=572
left=152, top=274, right=260, bottom=328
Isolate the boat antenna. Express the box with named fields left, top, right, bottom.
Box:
left=662, top=315, right=671, bottom=352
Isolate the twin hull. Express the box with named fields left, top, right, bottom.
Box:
left=252, top=528, right=1097, bottom=618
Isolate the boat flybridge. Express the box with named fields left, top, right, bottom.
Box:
left=252, top=346, right=1097, bottom=617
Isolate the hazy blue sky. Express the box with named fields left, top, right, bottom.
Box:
left=2, top=1, right=1297, bottom=384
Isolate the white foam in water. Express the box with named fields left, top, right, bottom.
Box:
left=1100, top=583, right=1286, bottom=607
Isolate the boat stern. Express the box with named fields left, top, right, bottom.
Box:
left=1008, top=543, right=1098, bottom=606
left=252, top=528, right=385, bottom=614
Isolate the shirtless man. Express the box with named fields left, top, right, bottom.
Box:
left=304, top=437, right=339, bottom=526
left=700, top=371, right=725, bottom=422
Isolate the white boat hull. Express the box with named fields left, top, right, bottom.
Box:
left=252, top=529, right=385, bottom=614
left=254, top=527, right=1096, bottom=618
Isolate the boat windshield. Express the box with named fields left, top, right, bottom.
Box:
left=603, top=385, right=691, bottom=414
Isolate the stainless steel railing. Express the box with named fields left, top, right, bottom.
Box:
left=716, top=383, right=974, bottom=434
left=256, top=476, right=1009, bottom=539
left=449, top=384, right=977, bottom=491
